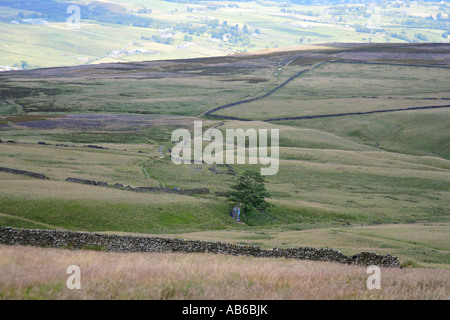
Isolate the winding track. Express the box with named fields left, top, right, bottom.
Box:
left=204, top=60, right=450, bottom=122
left=157, top=145, right=165, bottom=158
left=0, top=213, right=66, bottom=231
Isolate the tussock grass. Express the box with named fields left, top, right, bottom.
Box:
left=140, top=222, right=450, bottom=269
left=0, top=245, right=448, bottom=300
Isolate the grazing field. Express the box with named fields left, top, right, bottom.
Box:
left=0, top=245, right=448, bottom=300
left=213, top=62, right=450, bottom=121
left=0, top=116, right=448, bottom=234
left=276, top=108, right=450, bottom=159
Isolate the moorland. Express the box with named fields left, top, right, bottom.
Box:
left=0, top=43, right=449, bottom=274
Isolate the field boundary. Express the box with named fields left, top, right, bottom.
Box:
left=0, top=227, right=401, bottom=268
left=0, top=166, right=49, bottom=180
left=64, top=177, right=209, bottom=195
left=204, top=60, right=450, bottom=122
left=0, top=164, right=209, bottom=195
left=264, top=104, right=450, bottom=122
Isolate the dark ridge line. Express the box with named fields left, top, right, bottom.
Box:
left=263, top=105, right=450, bottom=122
left=204, top=59, right=450, bottom=122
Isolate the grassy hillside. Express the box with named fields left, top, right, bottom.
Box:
left=0, top=43, right=449, bottom=270
left=214, top=62, right=450, bottom=120
left=276, top=108, right=450, bottom=159
left=0, top=117, right=448, bottom=233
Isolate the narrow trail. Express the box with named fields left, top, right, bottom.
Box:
left=204, top=60, right=450, bottom=122
left=140, top=167, right=151, bottom=180
left=0, top=213, right=66, bottom=231
left=157, top=145, right=165, bottom=158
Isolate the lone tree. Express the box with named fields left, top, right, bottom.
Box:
left=227, top=170, right=272, bottom=215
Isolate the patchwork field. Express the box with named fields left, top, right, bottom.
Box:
left=1, top=0, right=449, bottom=69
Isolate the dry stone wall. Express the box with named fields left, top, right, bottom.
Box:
left=0, top=166, right=49, bottom=180
left=64, top=177, right=209, bottom=195
left=0, top=227, right=400, bottom=268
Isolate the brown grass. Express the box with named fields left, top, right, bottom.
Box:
left=0, top=245, right=448, bottom=300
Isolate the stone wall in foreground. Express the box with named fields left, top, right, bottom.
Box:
left=0, top=227, right=400, bottom=268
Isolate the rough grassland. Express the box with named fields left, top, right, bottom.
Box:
left=0, top=245, right=448, bottom=300
left=214, top=62, right=450, bottom=120
left=0, top=45, right=449, bottom=296
left=143, top=223, right=450, bottom=269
